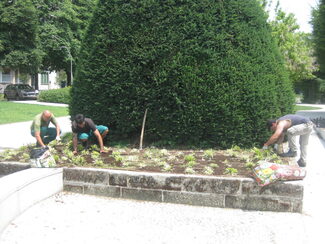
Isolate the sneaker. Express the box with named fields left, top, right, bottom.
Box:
left=279, top=150, right=297, bottom=157
left=297, top=159, right=306, bottom=167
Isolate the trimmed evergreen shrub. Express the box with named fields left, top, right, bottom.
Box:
left=38, top=87, right=71, bottom=104
left=71, top=0, right=294, bottom=148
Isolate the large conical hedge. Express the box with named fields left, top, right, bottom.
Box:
left=70, top=0, right=294, bottom=148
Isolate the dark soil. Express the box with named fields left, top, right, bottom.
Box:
left=1, top=143, right=291, bottom=179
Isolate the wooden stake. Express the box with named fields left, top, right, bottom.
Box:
left=139, top=109, right=148, bottom=150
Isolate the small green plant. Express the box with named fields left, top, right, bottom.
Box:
left=91, top=151, right=101, bottom=160
left=162, top=163, right=172, bottom=172
left=94, top=159, right=105, bottom=167
left=185, top=167, right=196, bottom=174
left=157, top=161, right=167, bottom=167
left=245, top=161, right=256, bottom=169
left=231, top=145, right=241, bottom=151
left=184, top=154, right=196, bottom=162
left=71, top=156, right=86, bottom=166
left=53, top=154, right=60, bottom=162
left=19, top=153, right=30, bottom=162
left=224, top=167, right=238, bottom=176
left=203, top=166, right=214, bottom=175
left=138, top=162, right=146, bottom=168
left=81, top=150, right=89, bottom=156
left=90, top=144, right=99, bottom=151
left=63, top=149, right=74, bottom=159
left=122, top=161, right=130, bottom=167
left=203, top=149, right=214, bottom=160
left=186, top=160, right=197, bottom=167
left=0, top=149, right=18, bottom=160
left=112, top=152, right=124, bottom=163
left=159, top=149, right=169, bottom=156
left=226, top=149, right=238, bottom=157
left=209, top=163, right=219, bottom=168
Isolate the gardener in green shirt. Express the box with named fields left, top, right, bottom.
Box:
left=30, top=110, right=61, bottom=147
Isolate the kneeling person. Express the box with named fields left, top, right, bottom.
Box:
left=31, top=110, right=61, bottom=148
left=72, top=114, right=108, bottom=154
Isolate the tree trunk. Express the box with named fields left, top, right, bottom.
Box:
left=31, top=74, right=39, bottom=90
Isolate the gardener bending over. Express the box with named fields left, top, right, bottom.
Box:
left=31, top=110, right=61, bottom=147
left=72, top=114, right=108, bottom=154
left=263, top=114, right=314, bottom=167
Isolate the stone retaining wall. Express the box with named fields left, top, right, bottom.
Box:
left=0, top=162, right=30, bottom=176
left=64, top=167, right=304, bottom=213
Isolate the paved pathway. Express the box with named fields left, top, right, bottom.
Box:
left=0, top=103, right=325, bottom=243
left=0, top=101, right=71, bottom=152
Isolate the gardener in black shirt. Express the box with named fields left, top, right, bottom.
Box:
left=72, top=114, right=109, bottom=154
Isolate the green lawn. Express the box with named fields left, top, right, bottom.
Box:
left=0, top=101, right=69, bottom=124
left=295, top=105, right=323, bottom=111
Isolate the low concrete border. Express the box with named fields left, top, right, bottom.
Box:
left=0, top=168, right=63, bottom=236
left=64, top=167, right=304, bottom=213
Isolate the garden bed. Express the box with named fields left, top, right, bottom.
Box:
left=0, top=140, right=290, bottom=179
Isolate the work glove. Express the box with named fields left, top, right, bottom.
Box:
left=273, top=144, right=278, bottom=151
left=262, top=145, right=268, bottom=150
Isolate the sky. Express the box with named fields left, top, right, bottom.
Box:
left=269, top=0, right=319, bottom=33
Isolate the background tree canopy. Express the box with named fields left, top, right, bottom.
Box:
left=70, top=0, right=295, bottom=148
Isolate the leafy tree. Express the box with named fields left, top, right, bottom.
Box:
left=312, top=0, right=325, bottom=78
left=36, top=0, right=97, bottom=86
left=0, top=0, right=44, bottom=75
left=71, top=0, right=294, bottom=148
left=268, top=2, right=316, bottom=84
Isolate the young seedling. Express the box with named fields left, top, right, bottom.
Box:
left=224, top=167, right=238, bottom=176
left=94, top=159, right=105, bottom=167
left=184, top=154, right=196, bottom=162
left=186, top=160, right=197, bottom=167
left=19, top=153, right=30, bottom=162
left=185, top=167, right=196, bottom=174
left=71, top=155, right=86, bottom=166
left=203, top=166, right=214, bottom=175
left=162, top=163, right=172, bottom=172
left=209, top=163, right=219, bottom=168
left=245, top=161, right=256, bottom=169
left=203, top=149, right=214, bottom=160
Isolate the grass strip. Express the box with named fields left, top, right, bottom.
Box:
left=0, top=101, right=69, bottom=124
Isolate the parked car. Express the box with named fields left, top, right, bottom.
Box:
left=3, top=84, right=39, bottom=100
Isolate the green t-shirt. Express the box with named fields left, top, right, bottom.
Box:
left=31, top=113, right=58, bottom=132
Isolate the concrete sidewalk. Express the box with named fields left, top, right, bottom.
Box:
left=0, top=116, right=71, bottom=151
left=0, top=101, right=71, bottom=151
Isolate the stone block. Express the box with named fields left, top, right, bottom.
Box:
left=0, top=162, right=30, bottom=176
left=163, top=191, right=225, bottom=208
left=121, top=188, right=162, bottom=202
left=109, top=173, right=128, bottom=187
left=84, top=185, right=121, bottom=198
left=242, top=180, right=304, bottom=199
left=182, top=177, right=241, bottom=194
left=64, top=168, right=109, bottom=185
left=127, top=174, right=165, bottom=189
left=64, top=184, right=84, bottom=194
left=225, top=195, right=302, bottom=213
left=163, top=176, right=185, bottom=191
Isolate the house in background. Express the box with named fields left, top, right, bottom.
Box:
left=0, top=67, right=60, bottom=93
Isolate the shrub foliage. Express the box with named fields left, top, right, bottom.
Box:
left=38, top=87, right=71, bottom=104
left=70, top=0, right=294, bottom=148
